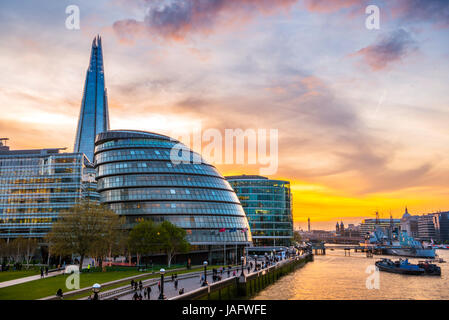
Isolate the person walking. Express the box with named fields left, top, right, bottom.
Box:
left=40, top=267, right=44, bottom=279
left=174, top=278, right=178, bottom=290
left=139, top=280, right=143, bottom=291
left=56, top=288, right=63, bottom=300
left=158, top=280, right=161, bottom=292
left=131, top=279, right=135, bottom=289
left=147, top=286, right=152, bottom=300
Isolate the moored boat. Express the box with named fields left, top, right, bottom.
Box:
left=375, top=258, right=424, bottom=275
left=418, top=260, right=441, bottom=275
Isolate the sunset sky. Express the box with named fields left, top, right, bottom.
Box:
left=1, top=0, right=448, bottom=230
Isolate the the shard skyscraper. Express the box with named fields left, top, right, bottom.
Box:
left=74, top=35, right=110, bottom=162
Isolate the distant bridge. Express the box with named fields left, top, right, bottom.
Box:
left=310, top=243, right=408, bottom=256
left=304, top=235, right=363, bottom=244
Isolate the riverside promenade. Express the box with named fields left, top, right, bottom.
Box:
left=118, top=266, right=249, bottom=300
left=94, top=254, right=311, bottom=300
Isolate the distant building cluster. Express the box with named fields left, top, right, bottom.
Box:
left=301, top=207, right=449, bottom=245
left=401, top=208, right=449, bottom=243
left=359, top=218, right=401, bottom=236
left=336, top=221, right=362, bottom=238
left=355, top=208, right=449, bottom=243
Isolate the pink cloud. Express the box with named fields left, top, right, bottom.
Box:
left=351, top=29, right=417, bottom=71
left=113, top=0, right=297, bottom=41
left=393, top=0, right=449, bottom=28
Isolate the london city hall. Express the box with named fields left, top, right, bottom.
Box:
left=94, top=130, right=252, bottom=263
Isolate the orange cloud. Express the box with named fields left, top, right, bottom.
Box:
left=302, top=0, right=366, bottom=13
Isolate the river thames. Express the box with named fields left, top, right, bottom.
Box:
left=253, top=249, right=449, bottom=300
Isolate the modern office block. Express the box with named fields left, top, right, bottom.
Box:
left=226, top=175, right=293, bottom=247
left=0, top=141, right=98, bottom=240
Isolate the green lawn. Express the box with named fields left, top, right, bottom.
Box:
left=0, top=269, right=39, bottom=283
left=0, top=264, right=226, bottom=300
left=0, top=270, right=143, bottom=300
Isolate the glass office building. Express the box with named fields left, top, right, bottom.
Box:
left=74, top=35, right=110, bottom=162
left=94, top=130, right=252, bottom=261
left=360, top=218, right=401, bottom=236
left=417, top=212, right=449, bottom=242
left=225, top=175, right=293, bottom=247
left=0, top=140, right=98, bottom=240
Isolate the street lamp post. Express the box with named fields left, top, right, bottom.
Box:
left=158, top=268, right=166, bottom=300
left=92, top=283, right=101, bottom=300
left=202, top=261, right=208, bottom=287
left=240, top=256, right=245, bottom=276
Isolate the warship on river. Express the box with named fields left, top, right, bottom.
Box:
left=361, top=227, right=435, bottom=259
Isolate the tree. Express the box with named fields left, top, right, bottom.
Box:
left=128, top=220, right=158, bottom=265
left=3, top=240, right=14, bottom=264
left=10, top=238, right=25, bottom=264
left=155, top=221, right=190, bottom=267
left=90, top=214, right=126, bottom=270
left=292, top=231, right=302, bottom=245
left=22, top=238, right=38, bottom=268
left=0, top=239, right=6, bottom=265
left=46, top=201, right=124, bottom=271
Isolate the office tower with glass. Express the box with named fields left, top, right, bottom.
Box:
left=417, top=212, right=449, bottom=242
left=360, top=218, right=401, bottom=236
left=0, top=140, right=98, bottom=241
left=74, top=35, right=110, bottom=162
left=94, top=130, right=253, bottom=263
left=225, top=175, right=293, bottom=247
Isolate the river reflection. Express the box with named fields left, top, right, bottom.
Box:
left=253, top=250, right=449, bottom=300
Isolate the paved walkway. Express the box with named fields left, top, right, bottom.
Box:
left=116, top=260, right=278, bottom=300
left=0, top=270, right=65, bottom=289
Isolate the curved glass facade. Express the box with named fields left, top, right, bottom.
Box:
left=226, top=175, right=293, bottom=247
left=94, top=130, right=252, bottom=246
